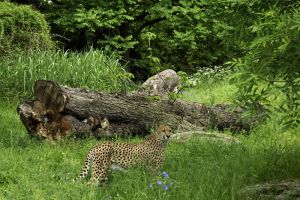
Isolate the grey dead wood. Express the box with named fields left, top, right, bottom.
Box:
left=17, top=80, right=258, bottom=140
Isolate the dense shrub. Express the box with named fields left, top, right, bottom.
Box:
left=230, top=1, right=300, bottom=129
left=0, top=2, right=53, bottom=56
left=11, top=0, right=240, bottom=79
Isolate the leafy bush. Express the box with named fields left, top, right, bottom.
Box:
left=230, top=2, right=300, bottom=129
left=0, top=49, right=134, bottom=100
left=0, top=2, right=53, bottom=56
left=131, top=1, right=237, bottom=76
left=11, top=0, right=240, bottom=79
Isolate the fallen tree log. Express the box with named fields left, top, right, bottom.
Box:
left=17, top=80, right=256, bottom=140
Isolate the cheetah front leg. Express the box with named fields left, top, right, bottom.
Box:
left=89, top=150, right=112, bottom=185
left=149, top=154, right=165, bottom=172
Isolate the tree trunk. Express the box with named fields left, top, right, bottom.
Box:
left=17, top=80, right=255, bottom=140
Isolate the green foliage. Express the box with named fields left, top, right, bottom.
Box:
left=7, top=0, right=299, bottom=130
left=0, top=2, right=53, bottom=56
left=0, top=49, right=134, bottom=100
left=0, top=101, right=299, bottom=199
left=12, top=0, right=240, bottom=78
left=230, top=2, right=300, bottom=129
left=135, top=0, right=237, bottom=74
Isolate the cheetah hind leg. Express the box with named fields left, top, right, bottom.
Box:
left=88, top=151, right=112, bottom=185
left=148, top=155, right=164, bottom=173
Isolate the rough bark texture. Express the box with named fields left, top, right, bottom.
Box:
left=17, top=80, right=255, bottom=140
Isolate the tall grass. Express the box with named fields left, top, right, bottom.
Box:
left=182, top=78, right=237, bottom=105
left=181, top=66, right=237, bottom=105
left=0, top=101, right=299, bottom=200
left=0, top=49, right=133, bottom=100
left=0, top=55, right=299, bottom=199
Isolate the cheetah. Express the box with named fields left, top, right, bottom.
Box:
left=79, top=125, right=172, bottom=184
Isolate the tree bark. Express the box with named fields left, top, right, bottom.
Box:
left=17, top=80, right=255, bottom=140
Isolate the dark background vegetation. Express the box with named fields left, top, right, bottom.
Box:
left=1, top=0, right=299, bottom=127
left=8, top=0, right=299, bottom=75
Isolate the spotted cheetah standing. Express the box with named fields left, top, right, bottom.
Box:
left=79, top=125, right=172, bottom=184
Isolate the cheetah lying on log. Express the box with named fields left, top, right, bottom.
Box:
left=79, top=125, right=172, bottom=184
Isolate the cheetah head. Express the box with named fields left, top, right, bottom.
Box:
left=157, top=125, right=172, bottom=142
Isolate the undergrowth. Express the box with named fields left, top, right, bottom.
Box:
left=0, top=56, right=298, bottom=199
left=181, top=66, right=237, bottom=105
left=0, top=99, right=299, bottom=200
left=0, top=49, right=134, bottom=100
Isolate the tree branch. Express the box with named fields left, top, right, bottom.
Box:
left=133, top=17, right=167, bottom=38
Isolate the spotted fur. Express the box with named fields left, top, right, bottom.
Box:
left=79, top=125, right=172, bottom=183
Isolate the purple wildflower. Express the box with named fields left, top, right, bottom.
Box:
left=157, top=180, right=162, bottom=186
left=163, top=184, right=169, bottom=191
left=162, top=171, right=169, bottom=178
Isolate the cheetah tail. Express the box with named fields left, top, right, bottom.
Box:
left=79, top=153, right=92, bottom=179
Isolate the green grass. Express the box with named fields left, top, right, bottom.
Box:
left=0, top=100, right=299, bottom=200
left=0, top=49, right=133, bottom=100
left=0, top=54, right=298, bottom=199
left=181, top=78, right=237, bottom=105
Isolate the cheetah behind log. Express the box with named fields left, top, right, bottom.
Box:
left=79, top=125, right=172, bottom=184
